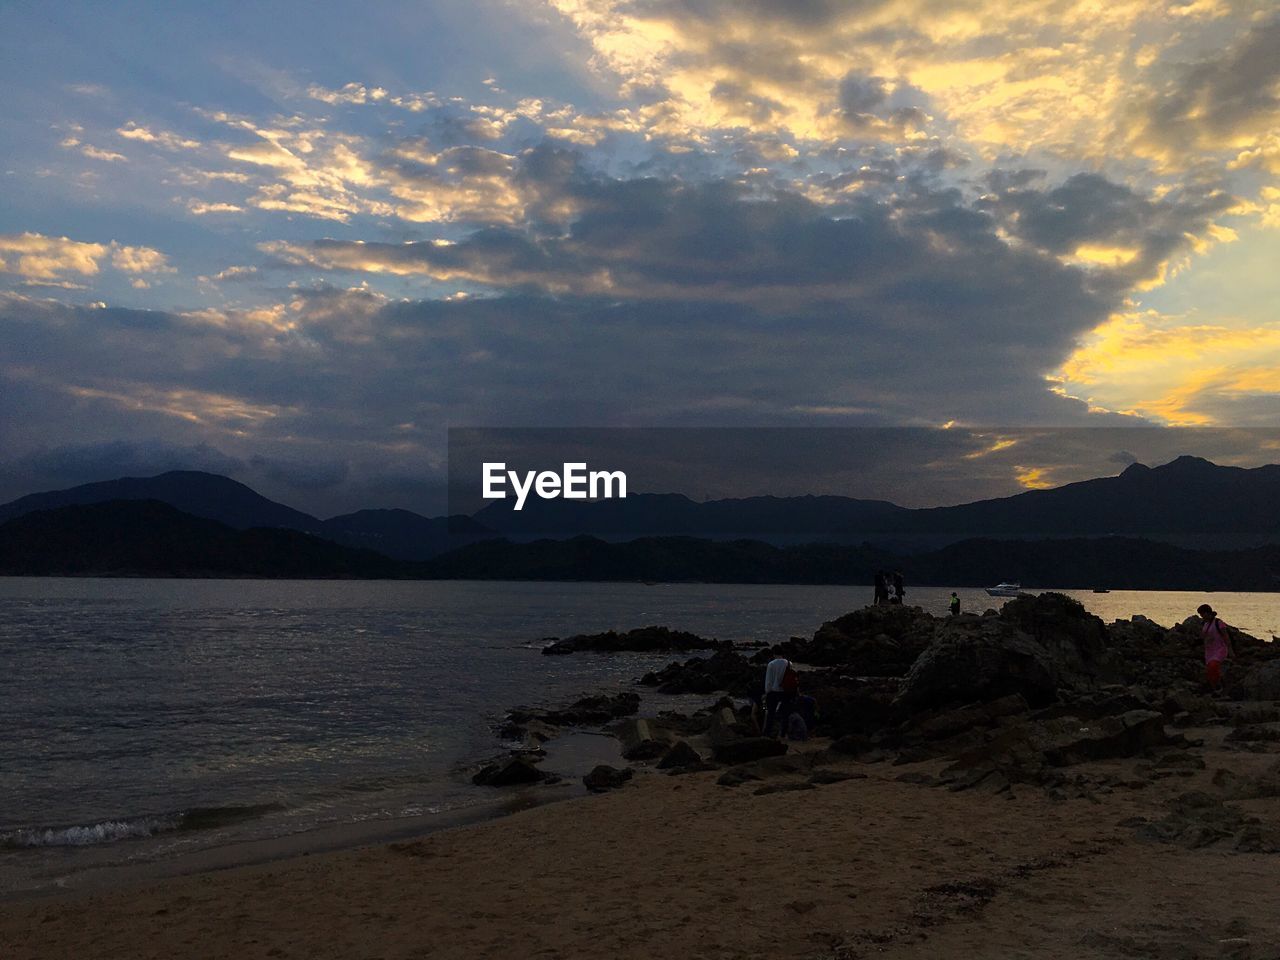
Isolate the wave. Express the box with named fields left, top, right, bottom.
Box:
left=2, top=802, right=285, bottom=848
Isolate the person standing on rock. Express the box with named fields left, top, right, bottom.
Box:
left=1198, top=604, right=1234, bottom=694
left=949, top=592, right=960, bottom=616
left=763, top=655, right=791, bottom=737
left=892, top=570, right=905, bottom=604
left=873, top=570, right=889, bottom=605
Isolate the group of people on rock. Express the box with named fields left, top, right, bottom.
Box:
left=743, top=601, right=1239, bottom=746
left=872, top=569, right=905, bottom=605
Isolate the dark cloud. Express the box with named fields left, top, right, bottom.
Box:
left=979, top=173, right=1235, bottom=286
left=1142, top=16, right=1280, bottom=151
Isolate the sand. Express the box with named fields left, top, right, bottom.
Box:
left=4, top=724, right=1278, bottom=960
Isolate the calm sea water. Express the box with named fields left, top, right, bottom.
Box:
left=1, top=578, right=1275, bottom=895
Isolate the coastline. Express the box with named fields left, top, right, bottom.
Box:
left=8, top=591, right=1280, bottom=957
left=5, top=721, right=1279, bottom=959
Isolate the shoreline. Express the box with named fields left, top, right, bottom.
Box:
left=5, top=720, right=1279, bottom=959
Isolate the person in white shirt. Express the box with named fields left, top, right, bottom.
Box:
left=762, top=656, right=790, bottom=737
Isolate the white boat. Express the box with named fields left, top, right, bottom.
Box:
left=985, top=581, right=1022, bottom=597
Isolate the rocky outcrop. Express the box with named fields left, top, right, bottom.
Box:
left=640, top=648, right=758, bottom=697
left=1239, top=661, right=1280, bottom=701
left=542, top=626, right=723, bottom=655
left=657, top=740, right=705, bottom=770
left=774, top=604, right=936, bottom=674
left=505, top=691, right=640, bottom=732
left=583, top=765, right=633, bottom=792
left=937, top=708, right=1172, bottom=791
left=896, top=594, right=1120, bottom=712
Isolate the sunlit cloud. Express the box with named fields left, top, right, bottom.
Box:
left=117, top=122, right=201, bottom=150
left=1054, top=310, right=1280, bottom=426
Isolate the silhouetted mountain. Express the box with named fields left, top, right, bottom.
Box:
left=901, top=456, right=1280, bottom=542
left=0, top=500, right=407, bottom=578
left=0, top=471, right=320, bottom=532
left=425, top=534, right=1280, bottom=591
left=472, top=457, right=1280, bottom=548
left=0, top=471, right=495, bottom=560
left=319, top=510, right=494, bottom=561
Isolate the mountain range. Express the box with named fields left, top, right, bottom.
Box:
left=2, top=456, right=1280, bottom=586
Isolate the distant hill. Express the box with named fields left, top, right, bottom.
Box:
left=0, top=471, right=493, bottom=560
left=901, top=456, right=1280, bottom=541
left=471, top=456, right=1280, bottom=549
left=0, top=500, right=408, bottom=578
left=0, top=471, right=321, bottom=532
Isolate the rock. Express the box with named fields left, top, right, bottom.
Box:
left=717, top=768, right=764, bottom=787
left=753, top=782, right=816, bottom=796
left=808, top=769, right=868, bottom=785
left=896, top=623, right=1060, bottom=710
left=657, top=740, right=704, bottom=770
left=1239, top=661, right=1280, bottom=700
left=707, top=705, right=754, bottom=745
left=507, top=691, right=640, bottom=729
left=712, top=736, right=788, bottom=765
left=896, top=594, right=1122, bottom=712
left=622, top=738, right=668, bottom=761
left=583, top=765, right=633, bottom=792
left=542, top=625, right=722, bottom=655
left=776, top=605, right=936, bottom=674
left=998, top=592, right=1117, bottom=684
left=940, top=709, right=1171, bottom=788
left=645, top=648, right=759, bottom=697
left=1225, top=723, right=1280, bottom=743
left=1136, top=791, right=1280, bottom=852
left=904, top=694, right=1030, bottom=741
left=472, top=757, right=552, bottom=787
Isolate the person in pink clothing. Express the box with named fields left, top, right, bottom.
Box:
left=1197, top=603, right=1234, bottom=694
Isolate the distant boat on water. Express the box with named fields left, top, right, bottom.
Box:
left=985, top=581, right=1023, bottom=597
left=1093, top=588, right=1111, bottom=594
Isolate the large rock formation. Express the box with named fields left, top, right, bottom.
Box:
left=774, top=604, right=937, bottom=674
left=896, top=593, right=1118, bottom=711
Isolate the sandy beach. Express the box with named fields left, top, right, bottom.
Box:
left=5, top=713, right=1279, bottom=960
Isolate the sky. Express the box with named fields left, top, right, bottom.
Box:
left=2, top=1, right=1279, bottom=515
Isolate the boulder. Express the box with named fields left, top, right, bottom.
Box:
left=507, top=691, right=640, bottom=728
left=940, top=709, right=1171, bottom=788
left=904, top=694, right=1030, bottom=742
left=542, top=625, right=722, bottom=655
left=622, top=738, right=668, bottom=761
left=657, top=740, right=704, bottom=770
left=1239, top=661, right=1280, bottom=700
left=712, top=736, right=788, bottom=765
left=583, top=765, right=633, bottom=792
left=896, top=623, right=1060, bottom=711
left=642, top=648, right=759, bottom=697
left=1000, top=592, right=1119, bottom=684
left=472, top=757, right=552, bottom=787
left=776, top=605, right=936, bottom=674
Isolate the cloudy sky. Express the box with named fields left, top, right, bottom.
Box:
left=2, top=1, right=1278, bottom=514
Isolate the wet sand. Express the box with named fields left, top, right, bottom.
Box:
left=4, top=723, right=1278, bottom=960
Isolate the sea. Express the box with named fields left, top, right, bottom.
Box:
left=2, top=577, right=1277, bottom=897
